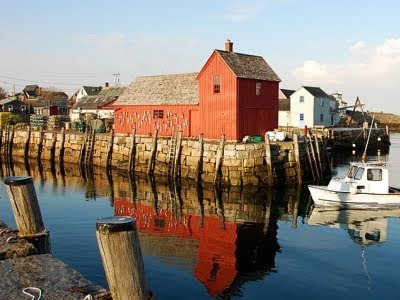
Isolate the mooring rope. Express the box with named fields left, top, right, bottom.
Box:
left=22, top=287, right=42, bottom=300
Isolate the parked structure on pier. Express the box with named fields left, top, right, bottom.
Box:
left=113, top=40, right=281, bottom=141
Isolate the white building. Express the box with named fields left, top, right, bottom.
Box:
left=278, top=89, right=294, bottom=127
left=76, top=86, right=102, bottom=103
left=290, top=86, right=340, bottom=128
left=331, top=92, right=348, bottom=116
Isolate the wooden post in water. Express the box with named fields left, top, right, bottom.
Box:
left=0, top=128, right=3, bottom=157
left=147, top=129, right=158, bottom=175
left=59, top=127, right=65, bottom=163
left=308, top=135, right=320, bottom=182
left=293, top=134, right=302, bottom=185
left=214, top=134, right=225, bottom=184
left=24, top=126, right=31, bottom=159
left=264, top=133, right=274, bottom=186
left=173, top=131, right=183, bottom=179
left=4, top=176, right=51, bottom=253
left=106, top=129, right=114, bottom=171
left=50, top=130, right=57, bottom=163
left=96, top=216, right=150, bottom=300
left=313, top=133, right=323, bottom=177
left=4, top=125, right=9, bottom=158
left=8, top=125, right=15, bottom=158
left=196, top=133, right=204, bottom=181
left=128, top=128, right=136, bottom=173
left=37, top=127, right=44, bottom=161
left=304, top=136, right=316, bottom=182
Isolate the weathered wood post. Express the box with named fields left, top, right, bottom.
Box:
left=50, top=130, right=57, bottom=163
left=96, top=216, right=150, bottom=300
left=4, top=176, right=51, bottom=253
left=147, top=129, right=158, bottom=175
left=8, top=125, right=15, bottom=158
left=304, top=136, right=316, bottom=182
left=214, top=134, right=225, bottom=184
left=0, top=128, right=3, bottom=157
left=173, top=131, right=183, bottom=179
left=128, top=128, right=136, bottom=173
left=24, top=125, right=31, bottom=159
left=264, top=133, right=274, bottom=186
left=308, top=135, right=320, bottom=182
left=313, top=133, right=323, bottom=177
left=196, top=133, right=204, bottom=181
left=59, top=126, right=65, bottom=164
left=293, top=134, right=302, bottom=185
left=106, top=129, right=114, bottom=171
left=37, top=127, right=44, bottom=161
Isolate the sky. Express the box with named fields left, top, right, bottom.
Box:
left=1, top=0, right=400, bottom=112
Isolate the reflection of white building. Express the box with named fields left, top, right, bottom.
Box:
left=307, top=208, right=400, bottom=245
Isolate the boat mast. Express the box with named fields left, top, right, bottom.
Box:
left=362, top=115, right=375, bottom=162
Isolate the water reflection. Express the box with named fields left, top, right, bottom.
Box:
left=308, top=207, right=400, bottom=245
left=0, top=158, right=313, bottom=298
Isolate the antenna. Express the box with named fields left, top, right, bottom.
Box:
left=113, top=73, right=120, bottom=87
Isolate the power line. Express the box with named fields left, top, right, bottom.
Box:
left=0, top=75, right=100, bottom=86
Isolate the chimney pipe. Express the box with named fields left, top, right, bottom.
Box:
left=225, top=39, right=233, bottom=52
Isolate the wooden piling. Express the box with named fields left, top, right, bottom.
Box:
left=214, top=134, right=225, bottom=184
left=50, top=130, right=57, bottom=163
left=96, top=216, right=150, bottom=300
left=24, top=126, right=31, bottom=159
left=37, top=127, right=44, bottom=161
left=293, top=134, right=302, bottom=185
left=59, top=127, right=65, bottom=164
left=196, top=133, right=204, bottom=181
left=4, top=176, right=51, bottom=253
left=8, top=125, right=15, bottom=158
left=173, top=131, right=183, bottom=178
left=313, top=133, right=323, bottom=177
left=0, top=128, right=3, bottom=157
left=308, top=135, right=320, bottom=182
left=264, top=133, right=274, bottom=186
left=147, top=129, right=158, bottom=175
left=304, top=136, right=316, bottom=182
left=128, top=128, right=136, bottom=173
left=106, top=129, right=114, bottom=171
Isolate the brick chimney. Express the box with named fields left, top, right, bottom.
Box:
left=104, top=82, right=109, bottom=88
left=225, top=39, right=233, bottom=52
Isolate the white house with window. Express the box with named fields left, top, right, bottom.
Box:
left=289, top=86, right=339, bottom=128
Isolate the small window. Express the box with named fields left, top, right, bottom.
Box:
left=347, top=166, right=357, bottom=178
left=354, top=167, right=365, bottom=180
left=153, top=110, right=164, bottom=119
left=21, top=105, right=26, bottom=112
left=300, top=113, right=304, bottom=121
left=300, top=96, right=304, bottom=103
left=320, top=114, right=324, bottom=122
left=367, top=169, right=382, bottom=181
left=213, top=75, right=220, bottom=94
left=320, top=99, right=324, bottom=106
left=256, top=82, right=261, bottom=96
left=8, top=105, right=13, bottom=112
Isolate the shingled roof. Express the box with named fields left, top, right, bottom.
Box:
left=303, top=86, right=330, bottom=98
left=73, top=87, right=125, bottom=109
left=215, top=50, right=281, bottom=82
left=280, top=89, right=295, bottom=99
left=113, top=73, right=199, bottom=106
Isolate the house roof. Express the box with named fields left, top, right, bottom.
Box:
left=302, top=86, right=330, bottom=98
left=32, top=99, right=49, bottom=107
left=0, top=97, right=27, bottom=106
left=216, top=50, right=281, bottom=82
left=82, top=86, right=102, bottom=96
left=73, top=87, right=125, bottom=109
left=23, top=85, right=38, bottom=92
left=279, top=99, right=290, bottom=111
left=280, top=89, right=295, bottom=99
left=113, top=73, right=199, bottom=106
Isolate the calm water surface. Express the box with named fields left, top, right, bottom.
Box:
left=1, top=135, right=400, bottom=299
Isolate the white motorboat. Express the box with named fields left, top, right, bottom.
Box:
left=308, top=161, right=400, bottom=208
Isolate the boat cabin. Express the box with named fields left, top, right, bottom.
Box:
left=328, top=162, right=389, bottom=194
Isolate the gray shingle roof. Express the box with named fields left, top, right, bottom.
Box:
left=82, top=86, right=102, bottom=96
left=216, top=50, right=281, bottom=82
left=280, top=89, right=295, bottom=99
left=73, top=87, right=125, bottom=109
left=303, top=86, right=330, bottom=98
left=113, top=73, right=199, bottom=106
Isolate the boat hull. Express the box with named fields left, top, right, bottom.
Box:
left=308, top=185, right=400, bottom=209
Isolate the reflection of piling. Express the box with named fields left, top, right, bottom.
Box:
left=96, top=217, right=150, bottom=300
left=263, top=190, right=272, bottom=234
left=196, top=182, right=205, bottom=228
left=148, top=174, right=158, bottom=214
left=37, top=127, right=44, bottom=162
left=24, top=126, right=31, bottom=161
left=214, top=134, right=225, bottom=184
left=4, top=176, right=51, bottom=254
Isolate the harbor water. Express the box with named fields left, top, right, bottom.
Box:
left=1, top=135, right=400, bottom=299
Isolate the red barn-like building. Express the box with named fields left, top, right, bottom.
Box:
left=113, top=40, right=280, bottom=141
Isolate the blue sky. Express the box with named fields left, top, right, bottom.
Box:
left=1, top=0, right=400, bottom=112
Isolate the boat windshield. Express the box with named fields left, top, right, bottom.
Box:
left=347, top=165, right=357, bottom=178
left=354, top=167, right=365, bottom=180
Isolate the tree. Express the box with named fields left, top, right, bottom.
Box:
left=0, top=86, right=7, bottom=100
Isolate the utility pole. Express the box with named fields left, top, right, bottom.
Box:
left=113, top=73, right=120, bottom=87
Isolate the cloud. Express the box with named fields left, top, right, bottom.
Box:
left=291, top=38, right=400, bottom=112
left=223, top=3, right=264, bottom=22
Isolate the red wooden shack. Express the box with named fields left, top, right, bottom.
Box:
left=113, top=40, right=280, bottom=141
